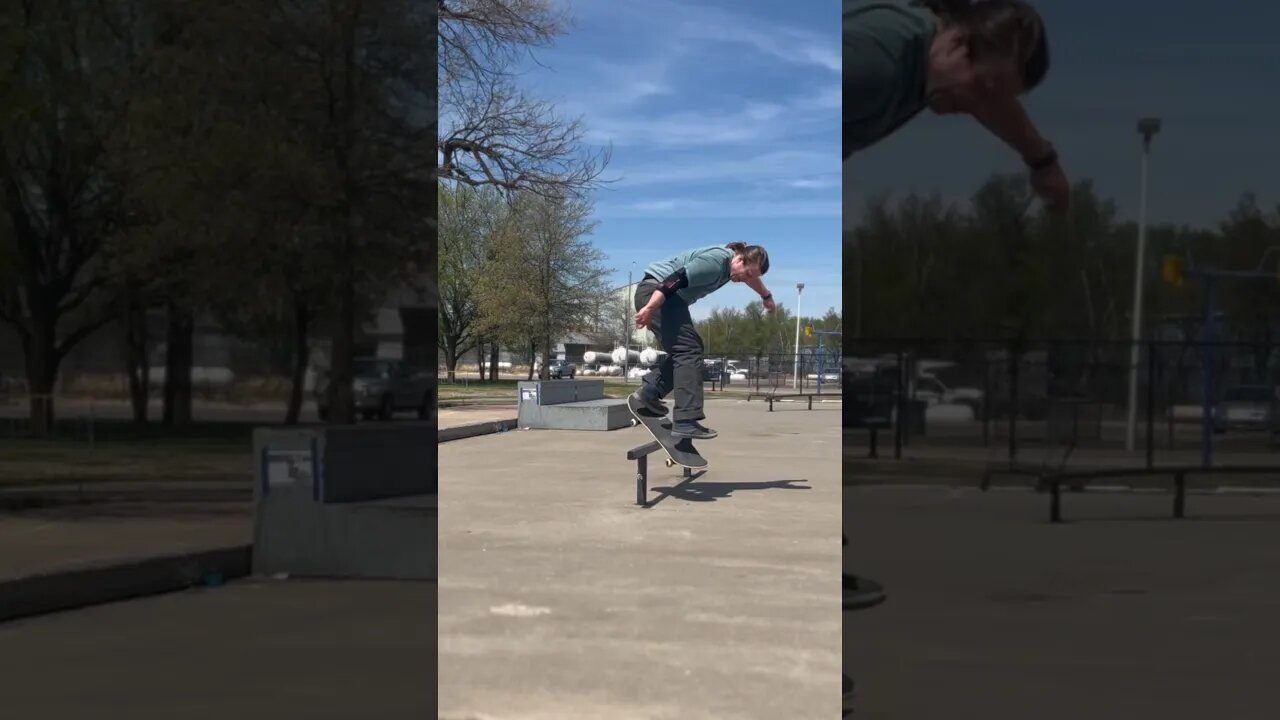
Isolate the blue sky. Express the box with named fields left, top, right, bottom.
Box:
left=517, top=0, right=842, bottom=321
left=846, top=0, right=1280, bottom=231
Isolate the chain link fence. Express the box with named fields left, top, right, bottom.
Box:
left=844, top=338, right=1280, bottom=471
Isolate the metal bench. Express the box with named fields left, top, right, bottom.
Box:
left=1039, top=465, right=1280, bottom=523
left=746, top=392, right=818, bottom=411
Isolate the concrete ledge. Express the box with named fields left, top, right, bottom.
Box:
left=253, top=495, right=437, bottom=581
left=0, top=545, right=252, bottom=624
left=437, top=418, right=516, bottom=443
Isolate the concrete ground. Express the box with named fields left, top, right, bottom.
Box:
left=0, top=579, right=436, bottom=718
left=438, top=403, right=517, bottom=430
left=0, top=398, right=321, bottom=424
left=845, top=485, right=1280, bottom=719
left=0, top=500, right=250, bottom=581
left=438, top=397, right=842, bottom=719
left=845, top=428, right=1280, bottom=486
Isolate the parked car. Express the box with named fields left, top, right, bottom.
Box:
left=548, top=360, right=577, bottom=379
left=315, top=358, right=435, bottom=421
left=1213, top=385, right=1277, bottom=433
left=843, top=375, right=897, bottom=428
left=703, top=359, right=727, bottom=382
left=913, top=373, right=987, bottom=418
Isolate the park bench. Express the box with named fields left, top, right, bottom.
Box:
left=992, top=464, right=1280, bottom=523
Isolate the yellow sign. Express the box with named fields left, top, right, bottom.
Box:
left=1162, top=255, right=1185, bottom=287
left=805, top=325, right=813, bottom=337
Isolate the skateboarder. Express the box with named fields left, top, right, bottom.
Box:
left=630, top=242, right=776, bottom=440
left=844, top=3, right=1070, bottom=712
left=845, top=0, right=1069, bottom=210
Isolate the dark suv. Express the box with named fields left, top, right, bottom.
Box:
left=315, top=358, right=436, bottom=421
left=549, top=360, right=576, bottom=379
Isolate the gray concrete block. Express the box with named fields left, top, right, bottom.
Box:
left=517, top=379, right=604, bottom=406
left=253, top=494, right=436, bottom=580
left=518, top=398, right=631, bottom=431
left=252, top=426, right=437, bottom=581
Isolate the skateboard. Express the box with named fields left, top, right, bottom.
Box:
left=844, top=533, right=882, bottom=717
left=626, top=395, right=708, bottom=470
left=843, top=533, right=886, bottom=611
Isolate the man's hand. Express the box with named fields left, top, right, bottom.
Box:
left=1031, top=161, right=1070, bottom=212
left=635, top=306, right=655, bottom=329
left=762, top=295, right=777, bottom=313
left=971, top=98, right=1069, bottom=211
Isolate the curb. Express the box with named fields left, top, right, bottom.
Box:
left=437, top=418, right=518, bottom=443
left=0, top=487, right=251, bottom=511
left=0, top=545, right=252, bottom=624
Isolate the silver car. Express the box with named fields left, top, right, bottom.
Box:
left=1213, top=385, right=1276, bottom=433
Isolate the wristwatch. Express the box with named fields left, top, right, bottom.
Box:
left=1027, top=147, right=1058, bottom=171
left=762, top=293, right=772, bottom=301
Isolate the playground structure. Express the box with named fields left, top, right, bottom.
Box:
left=1176, top=246, right=1280, bottom=468
left=813, top=330, right=843, bottom=395
left=742, top=330, right=845, bottom=409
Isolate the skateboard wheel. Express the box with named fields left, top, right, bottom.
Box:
left=665, top=458, right=674, bottom=468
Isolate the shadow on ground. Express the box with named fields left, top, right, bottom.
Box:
left=650, top=478, right=810, bottom=505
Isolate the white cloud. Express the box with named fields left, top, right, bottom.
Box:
left=567, top=0, right=840, bottom=74
left=784, top=178, right=841, bottom=190
left=597, top=198, right=840, bottom=219
left=615, top=150, right=837, bottom=187
left=575, top=56, right=678, bottom=107
left=628, top=199, right=696, bottom=212
left=675, top=18, right=840, bottom=73
left=532, top=3, right=839, bottom=149
left=584, top=86, right=838, bottom=148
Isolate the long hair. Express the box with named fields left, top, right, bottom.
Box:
left=725, top=242, right=769, bottom=275
left=913, top=0, right=1049, bottom=91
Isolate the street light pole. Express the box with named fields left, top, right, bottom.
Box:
left=1126, top=118, right=1162, bottom=452
left=793, top=283, right=804, bottom=390
left=626, top=264, right=633, bottom=382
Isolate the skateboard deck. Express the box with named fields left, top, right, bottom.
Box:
left=844, top=534, right=885, bottom=610
left=627, top=395, right=708, bottom=470
left=844, top=574, right=886, bottom=611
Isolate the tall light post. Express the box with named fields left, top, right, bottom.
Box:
left=1125, top=117, right=1162, bottom=451
left=626, top=261, right=634, bottom=382
left=793, top=283, right=804, bottom=389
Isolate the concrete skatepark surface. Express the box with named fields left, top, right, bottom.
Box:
left=0, top=579, right=435, bottom=718
left=438, top=398, right=842, bottom=719
left=845, top=485, right=1280, bottom=719
left=438, top=404, right=517, bottom=430
left=0, top=501, right=250, bottom=581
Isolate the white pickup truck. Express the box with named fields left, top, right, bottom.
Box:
left=913, top=373, right=984, bottom=407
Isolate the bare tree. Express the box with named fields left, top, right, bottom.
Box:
left=438, top=0, right=611, bottom=197
left=0, top=0, right=155, bottom=435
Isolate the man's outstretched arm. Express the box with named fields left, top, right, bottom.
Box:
left=970, top=97, right=1070, bottom=210
left=971, top=96, right=1052, bottom=163
left=743, top=276, right=772, bottom=301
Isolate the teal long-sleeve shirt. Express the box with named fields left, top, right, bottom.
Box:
left=644, top=246, right=734, bottom=306
left=844, top=0, right=936, bottom=158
